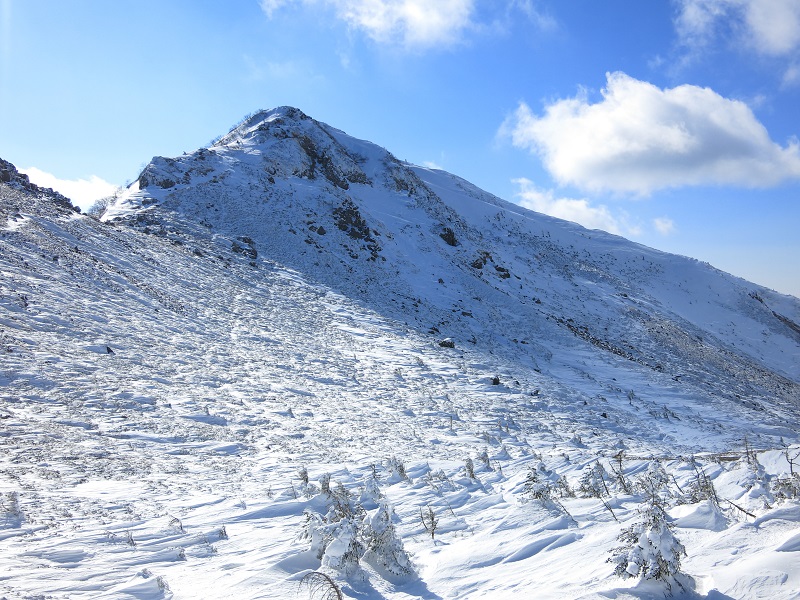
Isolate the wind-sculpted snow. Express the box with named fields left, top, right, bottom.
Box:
left=1, top=107, right=799, bottom=598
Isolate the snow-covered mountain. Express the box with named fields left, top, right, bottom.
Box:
left=1, top=107, right=799, bottom=599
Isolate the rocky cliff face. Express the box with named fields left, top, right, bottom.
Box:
left=0, top=157, right=79, bottom=214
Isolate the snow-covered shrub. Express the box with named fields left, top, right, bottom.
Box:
left=87, top=192, right=117, bottom=219
left=611, top=451, right=632, bottom=494
left=525, top=461, right=573, bottom=501
left=360, top=475, right=382, bottom=506
left=321, top=517, right=364, bottom=576
left=424, top=469, right=456, bottom=494
left=329, top=483, right=353, bottom=514
left=738, top=453, right=774, bottom=510
left=635, top=460, right=672, bottom=503
left=477, top=448, right=492, bottom=470
left=523, top=462, right=576, bottom=521
left=419, top=505, right=438, bottom=540
left=783, top=446, right=800, bottom=477
left=578, top=461, right=610, bottom=498
left=523, top=462, right=554, bottom=501
left=363, top=499, right=413, bottom=576
left=302, top=511, right=329, bottom=560
left=301, top=480, right=413, bottom=579
left=771, top=474, right=800, bottom=501
left=385, top=456, right=408, bottom=481
left=302, top=501, right=364, bottom=576
left=464, top=457, right=476, bottom=479
left=608, top=495, right=688, bottom=592
left=298, top=466, right=319, bottom=498
left=319, top=473, right=332, bottom=496
left=1, top=491, right=22, bottom=527
left=300, top=570, right=343, bottom=600
left=685, top=459, right=720, bottom=507
left=554, top=474, right=575, bottom=498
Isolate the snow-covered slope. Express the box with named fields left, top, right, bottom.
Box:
left=1, top=107, right=799, bottom=599
left=106, top=106, right=800, bottom=438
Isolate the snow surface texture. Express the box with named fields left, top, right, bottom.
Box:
left=1, top=106, right=799, bottom=599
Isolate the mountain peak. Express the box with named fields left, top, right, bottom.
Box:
left=122, top=106, right=397, bottom=213
left=104, top=107, right=800, bottom=399
left=212, top=105, right=313, bottom=149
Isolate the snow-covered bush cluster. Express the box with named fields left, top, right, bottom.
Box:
left=301, top=474, right=413, bottom=579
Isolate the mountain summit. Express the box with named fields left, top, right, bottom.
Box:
left=106, top=106, right=800, bottom=424
left=2, top=107, right=799, bottom=598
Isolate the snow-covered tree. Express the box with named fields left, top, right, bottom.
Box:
left=1, top=491, right=22, bottom=528
left=579, top=461, right=610, bottom=498
left=635, top=460, right=672, bottom=503
left=608, top=496, right=687, bottom=592
left=685, top=459, right=720, bottom=507
left=773, top=474, right=800, bottom=500
left=320, top=516, right=364, bottom=577
left=302, top=501, right=365, bottom=577
left=523, top=461, right=554, bottom=501
left=301, top=480, right=413, bottom=579
left=363, top=499, right=413, bottom=577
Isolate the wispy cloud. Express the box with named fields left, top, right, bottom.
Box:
left=259, top=0, right=553, bottom=51
left=260, top=0, right=292, bottom=19
left=503, top=72, right=800, bottom=194
left=676, top=0, right=800, bottom=56
left=261, top=0, right=475, bottom=50
left=508, top=0, right=557, bottom=32
left=782, top=63, right=800, bottom=88
left=512, top=178, right=641, bottom=237
left=675, top=0, right=800, bottom=82
left=20, top=167, right=118, bottom=211
left=243, top=54, right=324, bottom=85
left=653, top=216, right=676, bottom=235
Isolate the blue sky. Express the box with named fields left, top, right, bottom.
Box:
left=2, top=0, right=799, bottom=297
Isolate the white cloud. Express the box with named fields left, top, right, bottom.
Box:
left=422, top=160, right=443, bottom=170
left=653, top=217, right=676, bottom=235
left=676, top=0, right=800, bottom=60
left=512, top=178, right=641, bottom=236
left=504, top=72, right=800, bottom=194
left=20, top=167, right=118, bottom=211
left=782, top=63, right=800, bottom=87
left=261, top=0, right=475, bottom=50
left=259, top=1, right=554, bottom=50
left=243, top=54, right=324, bottom=85
left=507, top=0, right=557, bottom=32
left=259, top=0, right=292, bottom=18
left=744, top=0, right=800, bottom=55
left=338, top=0, right=473, bottom=48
